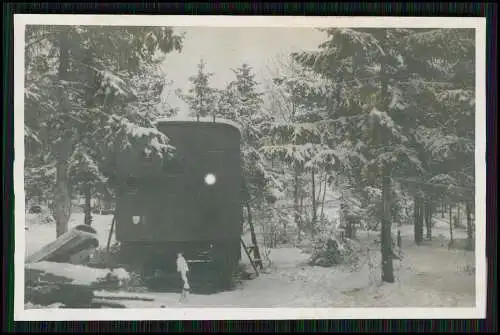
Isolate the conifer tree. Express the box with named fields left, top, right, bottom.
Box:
left=24, top=25, right=184, bottom=236
left=290, top=27, right=475, bottom=282
left=180, top=59, right=217, bottom=119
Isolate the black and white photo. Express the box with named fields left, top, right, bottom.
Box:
left=14, top=15, right=486, bottom=320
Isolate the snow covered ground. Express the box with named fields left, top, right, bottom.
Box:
left=24, top=213, right=475, bottom=308
left=25, top=213, right=117, bottom=258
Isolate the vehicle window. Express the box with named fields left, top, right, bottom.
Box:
left=124, top=177, right=139, bottom=195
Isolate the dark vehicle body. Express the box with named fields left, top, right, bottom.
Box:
left=114, top=119, right=243, bottom=291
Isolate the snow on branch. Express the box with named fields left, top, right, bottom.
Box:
left=25, top=163, right=56, bottom=180
left=24, top=85, right=42, bottom=102
left=269, top=121, right=323, bottom=141
left=24, top=126, right=42, bottom=144
left=106, top=115, right=174, bottom=157
left=388, top=85, right=407, bottom=110
left=369, top=107, right=396, bottom=129
left=260, top=143, right=332, bottom=168
left=303, top=148, right=339, bottom=171
left=333, top=139, right=368, bottom=166
left=369, top=144, right=424, bottom=172
left=368, top=107, right=408, bottom=142
left=292, top=49, right=335, bottom=72
left=364, top=186, right=382, bottom=200
left=415, top=126, right=474, bottom=160
left=426, top=173, right=459, bottom=187
left=293, top=28, right=387, bottom=73
left=404, top=28, right=474, bottom=59
left=324, top=28, right=386, bottom=56
left=436, top=89, right=475, bottom=106
left=68, top=146, right=108, bottom=184
left=96, top=70, right=137, bottom=101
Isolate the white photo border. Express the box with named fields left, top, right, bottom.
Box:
left=13, top=14, right=487, bottom=321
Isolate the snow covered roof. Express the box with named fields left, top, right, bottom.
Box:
left=155, top=116, right=242, bottom=132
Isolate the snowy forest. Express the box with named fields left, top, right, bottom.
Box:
left=23, top=25, right=477, bottom=308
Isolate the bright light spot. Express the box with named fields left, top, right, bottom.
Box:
left=204, top=173, right=216, bottom=185
left=132, top=216, right=141, bottom=225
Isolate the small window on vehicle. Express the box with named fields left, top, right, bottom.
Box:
left=124, top=177, right=139, bottom=195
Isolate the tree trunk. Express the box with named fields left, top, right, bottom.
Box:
left=320, top=176, right=328, bottom=219
left=425, top=199, right=432, bottom=240
left=414, top=196, right=424, bottom=245
left=299, top=195, right=304, bottom=217
left=381, top=166, right=394, bottom=283
left=53, top=29, right=72, bottom=238
left=441, top=203, right=445, bottom=218
left=316, top=173, right=323, bottom=205
left=84, top=183, right=92, bottom=226
left=283, top=220, right=287, bottom=242
left=293, top=167, right=301, bottom=240
left=373, top=28, right=394, bottom=283
left=54, top=161, right=72, bottom=238
left=448, top=203, right=454, bottom=247
left=297, top=194, right=304, bottom=240
left=456, top=205, right=461, bottom=227
left=311, top=170, right=317, bottom=229
left=466, top=201, right=473, bottom=250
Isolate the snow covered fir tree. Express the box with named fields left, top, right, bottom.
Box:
left=22, top=24, right=479, bottom=310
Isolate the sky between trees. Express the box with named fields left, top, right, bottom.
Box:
left=162, top=27, right=325, bottom=115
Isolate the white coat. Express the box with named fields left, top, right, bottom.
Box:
left=176, top=253, right=190, bottom=290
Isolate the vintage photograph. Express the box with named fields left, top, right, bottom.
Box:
left=15, top=15, right=486, bottom=320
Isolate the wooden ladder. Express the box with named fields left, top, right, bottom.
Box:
left=240, top=176, right=265, bottom=277
left=240, top=238, right=263, bottom=277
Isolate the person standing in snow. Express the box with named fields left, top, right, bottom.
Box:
left=177, top=252, right=190, bottom=301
